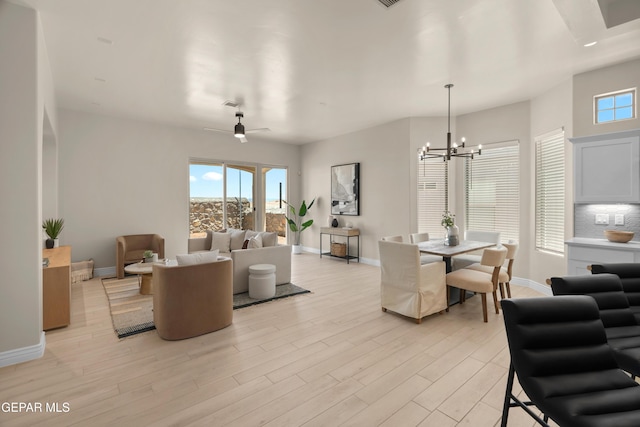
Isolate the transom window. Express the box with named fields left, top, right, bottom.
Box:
left=595, top=88, right=636, bottom=124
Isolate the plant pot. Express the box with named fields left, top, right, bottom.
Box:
left=53, top=238, right=60, bottom=248
left=292, top=244, right=302, bottom=255
left=45, top=238, right=55, bottom=249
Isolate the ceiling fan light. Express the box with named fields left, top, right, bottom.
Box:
left=234, top=123, right=245, bottom=138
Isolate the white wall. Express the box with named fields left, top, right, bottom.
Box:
left=301, top=119, right=411, bottom=261
left=0, top=2, right=56, bottom=358
left=529, top=79, right=573, bottom=285
left=58, top=109, right=301, bottom=269
left=573, top=57, right=640, bottom=137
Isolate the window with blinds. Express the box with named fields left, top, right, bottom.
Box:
left=535, top=129, right=565, bottom=254
left=417, top=158, right=448, bottom=234
left=464, top=143, right=519, bottom=242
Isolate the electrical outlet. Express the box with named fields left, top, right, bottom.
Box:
left=615, top=214, right=625, bottom=225
left=595, top=214, right=610, bottom=225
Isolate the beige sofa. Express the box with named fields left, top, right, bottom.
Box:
left=188, top=230, right=291, bottom=294
left=153, top=258, right=232, bottom=340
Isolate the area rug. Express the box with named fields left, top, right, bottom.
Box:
left=102, top=277, right=155, bottom=338
left=101, top=277, right=310, bottom=338
left=232, top=283, right=311, bottom=309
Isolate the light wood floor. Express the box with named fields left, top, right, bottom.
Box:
left=0, top=253, right=551, bottom=427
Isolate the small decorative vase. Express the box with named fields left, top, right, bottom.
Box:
left=444, top=225, right=460, bottom=246
left=331, top=217, right=339, bottom=228
left=327, top=215, right=335, bottom=227
left=45, top=238, right=54, bottom=249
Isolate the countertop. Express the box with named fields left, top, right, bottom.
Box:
left=566, top=237, right=640, bottom=251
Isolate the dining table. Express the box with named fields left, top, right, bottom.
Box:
left=417, top=239, right=496, bottom=273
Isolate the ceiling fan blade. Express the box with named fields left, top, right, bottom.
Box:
left=245, top=128, right=271, bottom=134
left=203, top=127, right=232, bottom=134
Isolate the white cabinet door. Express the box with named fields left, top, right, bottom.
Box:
left=571, top=130, right=640, bottom=204
left=573, top=135, right=640, bottom=203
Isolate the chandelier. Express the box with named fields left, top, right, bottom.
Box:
left=418, top=84, right=481, bottom=161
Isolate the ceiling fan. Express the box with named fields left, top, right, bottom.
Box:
left=204, top=111, right=270, bottom=143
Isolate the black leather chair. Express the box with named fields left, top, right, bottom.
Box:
left=591, top=263, right=640, bottom=324
left=550, top=274, right=640, bottom=378
left=501, top=296, right=640, bottom=427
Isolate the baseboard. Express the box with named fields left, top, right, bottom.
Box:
left=301, top=246, right=378, bottom=266
left=512, top=277, right=552, bottom=295
left=0, top=332, right=45, bottom=368
left=95, top=266, right=116, bottom=277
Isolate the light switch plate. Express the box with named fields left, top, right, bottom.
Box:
left=595, top=214, right=610, bottom=225
left=615, top=214, right=625, bottom=225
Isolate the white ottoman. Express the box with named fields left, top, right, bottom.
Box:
left=249, top=264, right=276, bottom=299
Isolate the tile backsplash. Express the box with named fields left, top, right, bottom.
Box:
left=575, top=204, right=640, bottom=241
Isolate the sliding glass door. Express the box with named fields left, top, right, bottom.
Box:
left=189, top=161, right=285, bottom=239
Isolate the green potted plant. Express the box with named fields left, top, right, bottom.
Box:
left=143, top=249, right=156, bottom=263
left=42, top=218, right=64, bottom=249
left=285, top=198, right=315, bottom=254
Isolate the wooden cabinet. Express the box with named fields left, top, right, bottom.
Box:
left=43, top=246, right=71, bottom=330
left=570, top=129, right=640, bottom=203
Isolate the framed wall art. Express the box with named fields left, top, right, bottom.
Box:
left=331, top=162, right=360, bottom=216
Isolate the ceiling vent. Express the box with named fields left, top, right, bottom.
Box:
left=378, top=0, right=401, bottom=8
left=222, top=100, right=239, bottom=108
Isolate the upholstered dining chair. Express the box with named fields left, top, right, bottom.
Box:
left=501, top=295, right=640, bottom=427
left=409, top=232, right=429, bottom=243
left=116, top=234, right=165, bottom=279
left=452, top=230, right=501, bottom=270
left=445, top=247, right=507, bottom=322
left=409, top=232, right=441, bottom=265
left=466, top=242, right=518, bottom=298
left=378, top=240, right=447, bottom=324
left=381, top=235, right=404, bottom=242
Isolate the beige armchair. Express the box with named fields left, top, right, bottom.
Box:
left=152, top=258, right=233, bottom=340
left=116, top=234, right=165, bottom=279
left=378, top=240, right=447, bottom=324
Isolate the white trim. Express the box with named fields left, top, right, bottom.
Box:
left=512, top=277, right=552, bottom=296
left=0, top=332, right=46, bottom=368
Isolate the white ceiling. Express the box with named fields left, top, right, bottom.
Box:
left=18, top=0, right=640, bottom=144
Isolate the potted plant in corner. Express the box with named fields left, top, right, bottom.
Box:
left=285, top=198, right=315, bottom=254
left=42, top=218, right=64, bottom=249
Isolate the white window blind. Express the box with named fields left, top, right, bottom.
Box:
left=535, top=129, right=565, bottom=254
left=417, top=157, right=448, bottom=234
left=464, top=143, right=519, bottom=242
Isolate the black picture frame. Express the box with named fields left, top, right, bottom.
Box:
left=331, top=163, right=360, bottom=216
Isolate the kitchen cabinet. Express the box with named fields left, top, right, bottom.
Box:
left=566, top=238, right=640, bottom=276
left=570, top=129, right=640, bottom=203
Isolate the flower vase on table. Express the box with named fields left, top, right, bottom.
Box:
left=441, top=210, right=459, bottom=246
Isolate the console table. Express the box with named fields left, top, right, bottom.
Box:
left=320, top=227, right=360, bottom=264
left=43, top=245, right=71, bottom=330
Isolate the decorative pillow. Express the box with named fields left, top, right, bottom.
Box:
left=244, top=230, right=260, bottom=241
left=260, top=232, right=278, bottom=247
left=176, top=250, right=220, bottom=265
left=242, top=239, right=250, bottom=249
left=211, top=232, right=231, bottom=253
left=247, top=235, right=263, bottom=249
left=228, top=228, right=247, bottom=251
